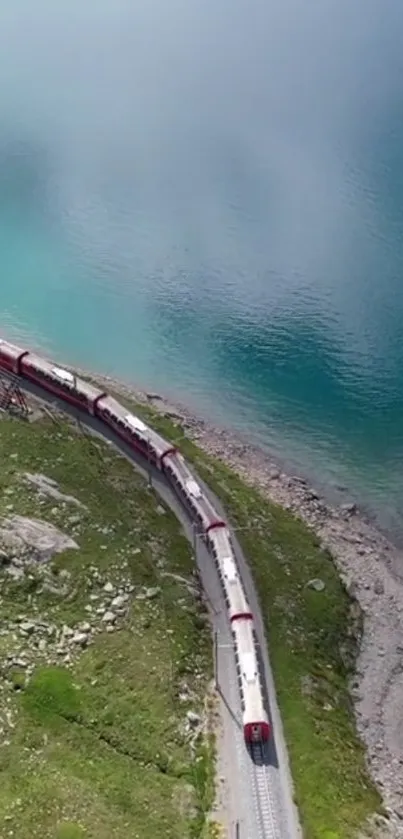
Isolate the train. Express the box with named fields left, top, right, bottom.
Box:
left=0, top=337, right=270, bottom=744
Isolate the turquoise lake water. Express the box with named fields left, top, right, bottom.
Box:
left=1, top=1, right=403, bottom=539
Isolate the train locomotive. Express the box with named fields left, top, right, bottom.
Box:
left=0, top=337, right=270, bottom=743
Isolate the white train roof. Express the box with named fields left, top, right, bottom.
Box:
left=166, top=453, right=224, bottom=525
left=185, top=478, right=202, bottom=498
left=232, top=615, right=255, bottom=650
left=222, top=555, right=238, bottom=582
left=233, top=621, right=268, bottom=724
left=125, top=413, right=147, bottom=433
left=210, top=529, right=251, bottom=617
left=51, top=366, right=74, bottom=383
left=209, top=525, right=232, bottom=555
left=99, top=395, right=127, bottom=417
left=241, top=673, right=267, bottom=724
left=242, top=651, right=258, bottom=683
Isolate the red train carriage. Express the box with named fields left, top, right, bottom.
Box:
left=208, top=527, right=252, bottom=621
left=95, top=395, right=175, bottom=465
left=162, top=450, right=226, bottom=534
left=231, top=617, right=270, bottom=743
left=19, top=354, right=106, bottom=414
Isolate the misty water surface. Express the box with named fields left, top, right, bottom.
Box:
left=1, top=0, right=403, bottom=537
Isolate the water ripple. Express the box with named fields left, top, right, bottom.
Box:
left=2, top=0, right=403, bottom=538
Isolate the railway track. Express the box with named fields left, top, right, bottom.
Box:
left=250, top=743, right=282, bottom=839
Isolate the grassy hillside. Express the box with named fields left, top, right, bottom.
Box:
left=0, top=411, right=214, bottom=839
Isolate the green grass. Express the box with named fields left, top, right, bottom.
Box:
left=98, top=387, right=383, bottom=839
left=0, top=413, right=214, bottom=839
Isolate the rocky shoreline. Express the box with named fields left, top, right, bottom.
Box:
left=79, top=368, right=403, bottom=834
